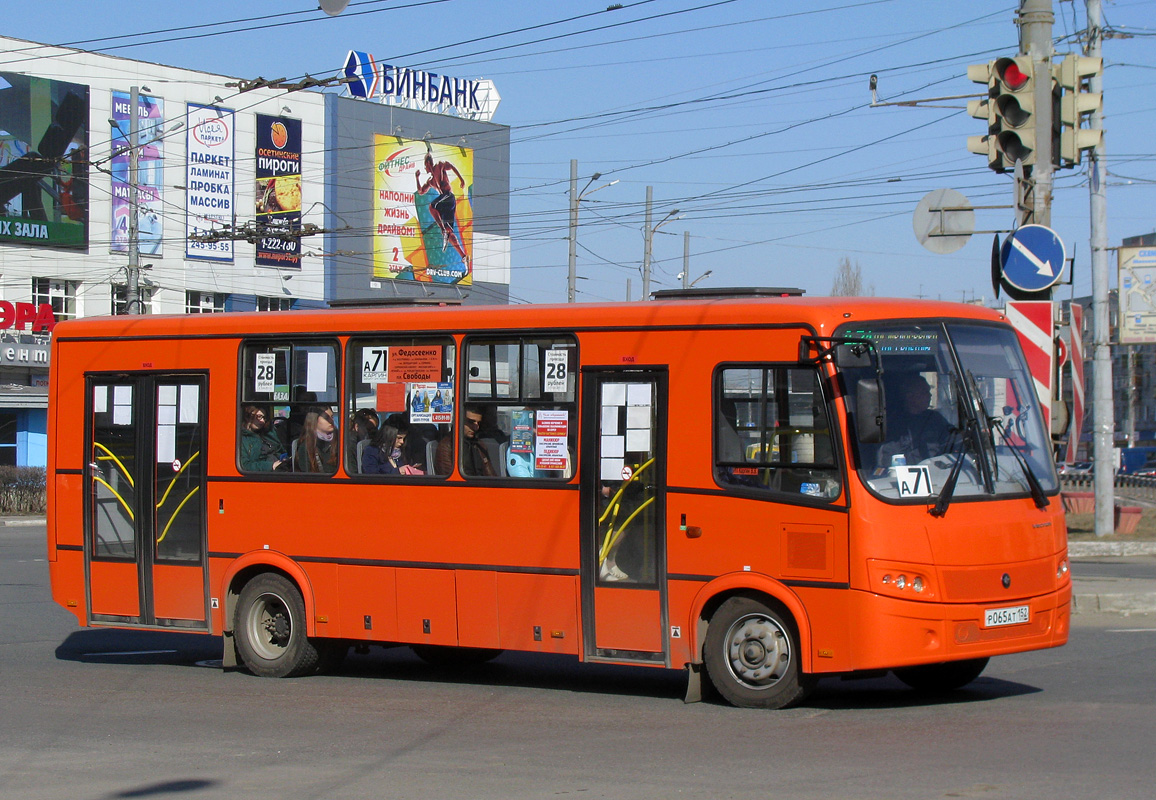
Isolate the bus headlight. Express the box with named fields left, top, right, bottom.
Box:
left=867, top=560, right=936, bottom=600
left=1057, top=558, right=1069, bottom=580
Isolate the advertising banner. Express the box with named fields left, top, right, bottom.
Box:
left=0, top=72, right=89, bottom=248
left=373, top=136, right=472, bottom=285
left=186, top=103, right=235, bottom=261
left=1119, top=246, right=1156, bottom=344
left=111, top=90, right=164, bottom=255
left=255, top=114, right=301, bottom=268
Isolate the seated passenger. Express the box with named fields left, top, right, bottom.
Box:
left=240, top=405, right=288, bottom=471
left=435, top=405, right=497, bottom=476
left=294, top=408, right=338, bottom=473
left=347, top=408, right=379, bottom=469
left=878, top=373, right=953, bottom=466
left=363, top=423, right=422, bottom=475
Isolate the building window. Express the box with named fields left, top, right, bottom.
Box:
left=186, top=291, right=225, bottom=314
left=0, top=411, right=16, bottom=466
left=111, top=284, right=153, bottom=315
left=32, top=278, right=78, bottom=321
left=257, top=296, right=293, bottom=312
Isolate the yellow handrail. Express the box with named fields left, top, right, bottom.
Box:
left=157, top=486, right=200, bottom=544
left=91, top=475, right=135, bottom=521
left=93, top=442, right=134, bottom=488
left=597, top=457, right=657, bottom=565
left=156, top=451, right=200, bottom=509
left=599, top=496, right=656, bottom=564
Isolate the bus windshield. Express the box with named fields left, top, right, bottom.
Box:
left=839, top=321, right=1058, bottom=503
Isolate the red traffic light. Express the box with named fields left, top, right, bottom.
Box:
left=996, top=57, right=1030, bottom=91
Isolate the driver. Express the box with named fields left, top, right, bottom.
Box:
left=878, top=373, right=953, bottom=466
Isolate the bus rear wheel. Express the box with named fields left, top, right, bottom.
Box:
left=703, top=596, right=813, bottom=709
left=235, top=573, right=320, bottom=678
left=893, top=657, right=989, bottom=693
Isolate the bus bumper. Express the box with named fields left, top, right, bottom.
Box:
left=833, top=583, right=1071, bottom=673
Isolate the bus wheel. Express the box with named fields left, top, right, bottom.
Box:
left=234, top=573, right=320, bottom=678
left=704, top=597, right=812, bottom=709
left=411, top=644, right=503, bottom=667
left=893, top=657, right=989, bottom=693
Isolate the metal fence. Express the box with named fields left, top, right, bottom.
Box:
left=1060, top=473, right=1156, bottom=504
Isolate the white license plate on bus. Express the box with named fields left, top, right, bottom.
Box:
left=984, top=605, right=1030, bottom=628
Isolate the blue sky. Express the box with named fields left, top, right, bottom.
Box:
left=5, top=0, right=1155, bottom=304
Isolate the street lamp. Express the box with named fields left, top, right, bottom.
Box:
left=642, top=205, right=681, bottom=299
left=677, top=269, right=712, bottom=288
left=567, top=160, right=618, bottom=303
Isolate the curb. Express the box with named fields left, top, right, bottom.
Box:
left=1073, top=591, right=1156, bottom=616
left=0, top=517, right=45, bottom=527
left=1069, top=541, right=1156, bottom=558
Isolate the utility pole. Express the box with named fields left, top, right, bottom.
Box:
left=567, top=160, right=578, bottom=303
left=641, top=186, right=653, bottom=300
left=1020, top=0, right=1055, bottom=226
left=682, top=231, right=690, bottom=289
left=1087, top=0, right=1114, bottom=537
left=125, top=85, right=142, bottom=315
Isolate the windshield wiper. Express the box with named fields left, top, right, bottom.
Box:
left=930, top=418, right=970, bottom=517
left=992, top=417, right=1050, bottom=509
left=964, top=371, right=997, bottom=493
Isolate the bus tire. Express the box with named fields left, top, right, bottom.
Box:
left=703, top=596, right=813, bottom=709
left=893, top=657, right=989, bottom=693
left=411, top=644, right=503, bottom=667
left=234, top=573, right=319, bottom=678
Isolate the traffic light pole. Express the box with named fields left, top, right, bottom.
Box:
left=1087, top=0, right=1114, bottom=538
left=1020, top=0, right=1054, bottom=227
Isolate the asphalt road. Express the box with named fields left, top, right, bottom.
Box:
left=3, top=525, right=1155, bottom=800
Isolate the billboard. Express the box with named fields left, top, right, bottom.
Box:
left=0, top=72, right=89, bottom=249
left=110, top=90, right=164, bottom=256
left=1119, top=246, right=1156, bottom=344
left=373, top=136, right=472, bottom=285
left=255, top=114, right=302, bottom=268
left=185, top=103, right=235, bottom=262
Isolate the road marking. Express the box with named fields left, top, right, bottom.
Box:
left=84, top=649, right=179, bottom=656
left=1107, top=629, right=1156, bottom=634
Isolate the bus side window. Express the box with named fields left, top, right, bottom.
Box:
left=714, top=365, right=841, bottom=501
left=345, top=337, right=456, bottom=478
left=464, top=336, right=577, bottom=479
left=239, top=340, right=340, bottom=476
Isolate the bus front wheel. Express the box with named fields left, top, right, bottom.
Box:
left=703, top=596, right=813, bottom=709
left=893, top=657, right=989, bottom=693
left=234, top=573, right=320, bottom=678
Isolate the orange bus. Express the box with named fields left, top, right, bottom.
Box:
left=46, top=289, right=1070, bottom=708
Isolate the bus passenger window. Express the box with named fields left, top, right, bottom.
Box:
left=714, top=366, right=840, bottom=501
left=345, top=337, right=456, bottom=477
left=463, top=336, right=577, bottom=479
left=239, top=340, right=340, bottom=476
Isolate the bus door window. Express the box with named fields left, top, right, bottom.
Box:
left=595, top=379, right=660, bottom=584
left=464, top=336, right=577, bottom=479
left=714, top=366, right=841, bottom=501
left=239, top=340, right=340, bottom=475
left=346, top=337, right=456, bottom=476
left=90, top=382, right=138, bottom=558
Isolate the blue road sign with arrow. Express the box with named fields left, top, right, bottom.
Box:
left=1000, top=224, right=1065, bottom=293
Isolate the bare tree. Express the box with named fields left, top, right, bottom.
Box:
left=831, top=257, right=874, bottom=296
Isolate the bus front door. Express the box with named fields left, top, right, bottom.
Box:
left=580, top=369, right=668, bottom=664
left=85, top=374, right=209, bottom=630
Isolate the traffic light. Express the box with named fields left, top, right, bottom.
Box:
left=992, top=56, right=1036, bottom=168
left=1053, top=54, right=1103, bottom=167
left=966, top=61, right=1002, bottom=170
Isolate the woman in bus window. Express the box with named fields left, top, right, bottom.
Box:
left=363, top=422, right=422, bottom=475
left=295, top=409, right=338, bottom=474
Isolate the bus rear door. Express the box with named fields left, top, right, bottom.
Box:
left=580, top=368, right=668, bottom=664
left=85, top=374, right=209, bottom=630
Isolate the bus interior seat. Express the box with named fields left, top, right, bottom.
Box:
left=355, top=438, right=369, bottom=473
left=426, top=439, right=439, bottom=475
left=479, top=438, right=504, bottom=476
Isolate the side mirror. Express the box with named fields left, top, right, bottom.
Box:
left=856, top=378, right=885, bottom=444
left=835, top=343, right=873, bottom=369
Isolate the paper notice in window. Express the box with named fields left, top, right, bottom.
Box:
left=306, top=351, right=328, bottom=394
left=255, top=353, right=275, bottom=393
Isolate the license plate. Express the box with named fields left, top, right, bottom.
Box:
left=984, top=605, right=1030, bottom=628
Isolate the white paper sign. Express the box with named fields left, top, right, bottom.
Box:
left=361, top=346, right=389, bottom=384
left=895, top=465, right=934, bottom=497
left=179, top=385, right=200, bottom=423
left=255, top=353, right=276, bottom=393
left=544, top=349, right=569, bottom=393
left=307, top=351, right=328, bottom=394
